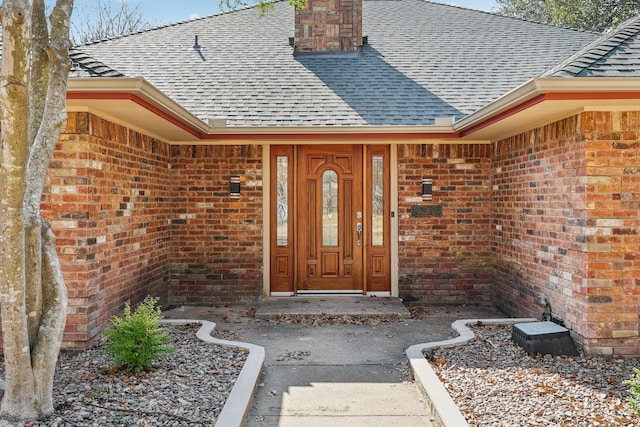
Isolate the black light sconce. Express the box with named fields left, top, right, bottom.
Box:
left=422, top=178, right=432, bottom=201
left=230, top=176, right=241, bottom=199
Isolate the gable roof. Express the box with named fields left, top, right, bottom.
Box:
left=543, top=14, right=640, bottom=77
left=75, top=0, right=599, bottom=127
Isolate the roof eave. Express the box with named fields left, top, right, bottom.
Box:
left=67, top=77, right=211, bottom=139
left=67, top=76, right=640, bottom=144
left=67, top=77, right=471, bottom=143
left=179, top=124, right=465, bottom=144
left=455, top=77, right=640, bottom=139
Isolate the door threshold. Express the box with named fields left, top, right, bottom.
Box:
left=270, top=291, right=392, bottom=297
left=296, top=291, right=391, bottom=297
left=367, top=292, right=392, bottom=297
left=297, top=290, right=363, bottom=295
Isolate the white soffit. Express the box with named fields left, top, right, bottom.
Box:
left=66, top=78, right=210, bottom=142
left=457, top=78, right=640, bottom=141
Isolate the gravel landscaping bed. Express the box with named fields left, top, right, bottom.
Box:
left=16, top=324, right=246, bottom=426
left=428, top=323, right=640, bottom=426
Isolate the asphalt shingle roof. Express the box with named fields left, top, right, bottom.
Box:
left=69, top=49, right=125, bottom=78
left=75, top=0, right=600, bottom=127
left=543, top=14, right=640, bottom=77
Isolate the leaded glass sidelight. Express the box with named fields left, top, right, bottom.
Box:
left=322, top=169, right=339, bottom=246
left=276, top=156, right=288, bottom=246
left=372, top=156, right=384, bottom=246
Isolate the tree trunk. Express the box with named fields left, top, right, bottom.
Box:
left=0, top=0, right=39, bottom=420
left=0, top=0, right=74, bottom=422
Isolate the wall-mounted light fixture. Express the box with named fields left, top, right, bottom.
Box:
left=230, top=176, right=241, bottom=199
left=422, top=178, right=432, bottom=201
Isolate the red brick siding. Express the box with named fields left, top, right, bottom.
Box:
left=492, top=112, right=640, bottom=355
left=168, top=145, right=263, bottom=305
left=42, top=117, right=264, bottom=349
left=43, top=113, right=172, bottom=349
left=397, top=144, right=493, bottom=304
left=29, top=109, right=640, bottom=356
left=492, top=115, right=587, bottom=334
left=582, top=111, right=640, bottom=355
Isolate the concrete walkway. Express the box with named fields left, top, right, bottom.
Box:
left=164, top=297, right=506, bottom=426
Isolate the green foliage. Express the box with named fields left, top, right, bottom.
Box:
left=104, top=296, right=173, bottom=372
left=626, top=367, right=640, bottom=415
left=219, top=0, right=308, bottom=16
left=494, top=0, right=640, bottom=32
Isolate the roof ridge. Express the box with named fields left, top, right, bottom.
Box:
left=541, top=14, right=640, bottom=77
left=74, top=2, right=262, bottom=47
left=74, top=0, right=598, bottom=48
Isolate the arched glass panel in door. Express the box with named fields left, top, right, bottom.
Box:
left=322, top=169, right=339, bottom=246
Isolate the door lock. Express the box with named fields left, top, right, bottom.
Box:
left=356, top=222, right=363, bottom=246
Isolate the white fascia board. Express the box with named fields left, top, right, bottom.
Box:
left=453, top=79, right=541, bottom=132
left=454, top=77, right=640, bottom=133
left=205, top=125, right=455, bottom=135
left=68, top=77, right=211, bottom=135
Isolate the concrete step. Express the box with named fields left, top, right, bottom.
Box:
left=255, top=296, right=411, bottom=321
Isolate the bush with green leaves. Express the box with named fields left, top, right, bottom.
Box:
left=626, top=367, right=640, bottom=415
left=104, top=296, right=174, bottom=372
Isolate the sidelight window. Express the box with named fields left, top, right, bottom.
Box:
left=371, top=156, right=384, bottom=246
left=276, top=156, right=289, bottom=246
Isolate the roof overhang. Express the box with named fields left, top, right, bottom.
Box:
left=66, top=77, right=471, bottom=144
left=67, top=78, right=210, bottom=141
left=67, top=77, right=640, bottom=144
left=455, top=77, right=640, bottom=141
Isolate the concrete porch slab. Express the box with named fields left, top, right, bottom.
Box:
left=255, top=296, right=411, bottom=320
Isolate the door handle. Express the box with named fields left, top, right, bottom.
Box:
left=356, top=222, right=362, bottom=246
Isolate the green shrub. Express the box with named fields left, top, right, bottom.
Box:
left=626, top=367, right=640, bottom=415
left=104, top=296, right=174, bottom=372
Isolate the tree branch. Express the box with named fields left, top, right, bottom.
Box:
left=25, top=0, right=73, bottom=214
left=31, top=221, right=68, bottom=415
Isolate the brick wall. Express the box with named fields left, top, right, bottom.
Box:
left=492, top=112, right=640, bottom=355
left=582, top=111, right=640, bottom=355
left=35, top=110, right=640, bottom=354
left=168, top=145, right=263, bottom=305
left=43, top=112, right=172, bottom=349
left=397, top=144, right=493, bottom=304
left=40, top=115, right=266, bottom=348
left=492, top=114, right=587, bottom=330
left=41, top=116, right=264, bottom=349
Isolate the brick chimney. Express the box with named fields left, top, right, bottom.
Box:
left=294, top=0, right=363, bottom=53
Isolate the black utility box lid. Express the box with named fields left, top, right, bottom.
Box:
left=512, top=321, right=579, bottom=356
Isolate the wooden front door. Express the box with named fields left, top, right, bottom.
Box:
left=298, top=145, right=363, bottom=291
left=269, top=145, right=390, bottom=294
